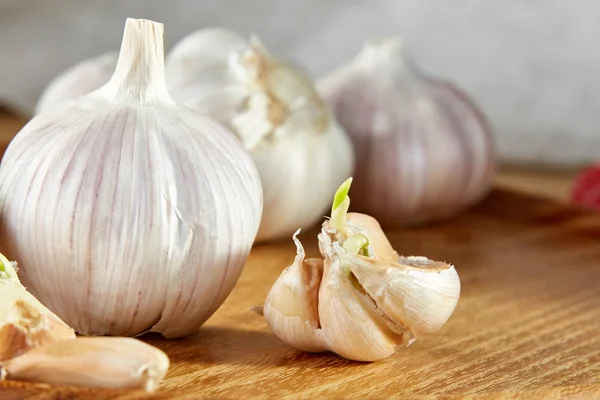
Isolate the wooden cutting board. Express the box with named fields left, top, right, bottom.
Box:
left=1, top=188, right=600, bottom=399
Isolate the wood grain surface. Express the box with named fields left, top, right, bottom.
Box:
left=0, top=189, right=599, bottom=399
left=1, top=111, right=599, bottom=399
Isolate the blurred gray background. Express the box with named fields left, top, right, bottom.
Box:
left=1, top=0, right=598, bottom=167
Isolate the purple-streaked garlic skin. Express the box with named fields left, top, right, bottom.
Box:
left=319, top=38, right=495, bottom=226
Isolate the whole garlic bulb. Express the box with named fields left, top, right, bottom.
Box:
left=35, top=52, right=117, bottom=114
left=166, top=29, right=354, bottom=242
left=0, top=19, right=262, bottom=338
left=263, top=179, right=461, bottom=362
left=319, top=38, right=495, bottom=226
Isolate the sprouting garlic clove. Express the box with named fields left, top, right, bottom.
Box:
left=35, top=52, right=118, bottom=114
left=166, top=28, right=354, bottom=242
left=0, top=253, right=75, bottom=361
left=321, top=180, right=460, bottom=342
left=263, top=230, right=328, bottom=353
left=0, top=337, right=169, bottom=391
left=318, top=37, right=495, bottom=227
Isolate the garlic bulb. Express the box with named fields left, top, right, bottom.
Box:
left=0, top=337, right=169, bottom=391
left=0, top=252, right=75, bottom=361
left=35, top=52, right=117, bottom=114
left=318, top=38, right=495, bottom=226
left=166, top=29, right=354, bottom=242
left=0, top=19, right=262, bottom=338
left=263, top=178, right=460, bottom=362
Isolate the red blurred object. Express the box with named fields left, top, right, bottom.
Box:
left=571, top=164, right=600, bottom=210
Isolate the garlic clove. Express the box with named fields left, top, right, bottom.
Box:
left=0, top=253, right=75, bottom=361
left=317, top=239, right=404, bottom=362
left=263, top=230, right=328, bottom=353
left=35, top=52, right=118, bottom=114
left=342, top=254, right=461, bottom=338
left=0, top=337, right=169, bottom=391
left=0, top=299, right=75, bottom=362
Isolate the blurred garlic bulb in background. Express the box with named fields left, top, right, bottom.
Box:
left=319, top=38, right=495, bottom=226
left=166, top=29, right=354, bottom=242
left=35, top=52, right=117, bottom=114
left=263, top=179, right=461, bottom=362
left=0, top=19, right=262, bottom=338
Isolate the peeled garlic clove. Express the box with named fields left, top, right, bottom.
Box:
left=343, top=254, right=460, bottom=338
left=0, top=19, right=262, bottom=338
left=0, top=337, right=169, bottom=391
left=318, top=37, right=495, bottom=226
left=166, top=29, right=354, bottom=242
left=35, top=52, right=117, bottom=114
left=263, top=230, right=327, bottom=353
left=0, top=253, right=75, bottom=361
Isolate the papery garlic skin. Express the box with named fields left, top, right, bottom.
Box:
left=344, top=255, right=460, bottom=338
left=0, top=19, right=262, bottom=338
left=319, top=38, right=494, bottom=226
left=263, top=179, right=460, bottom=362
left=166, top=29, right=354, bottom=242
left=0, top=337, right=169, bottom=391
left=35, top=52, right=117, bottom=114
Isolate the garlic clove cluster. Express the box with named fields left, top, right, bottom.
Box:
left=318, top=38, right=495, bottom=227
left=166, top=29, right=354, bottom=242
left=0, top=253, right=76, bottom=361
left=0, top=19, right=262, bottom=338
left=263, top=178, right=461, bottom=362
left=0, top=337, right=169, bottom=391
left=35, top=52, right=117, bottom=114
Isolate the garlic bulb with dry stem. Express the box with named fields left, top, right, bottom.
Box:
left=0, top=253, right=75, bottom=361
left=35, top=52, right=117, bottom=114
left=263, top=178, right=460, bottom=362
left=166, top=29, right=354, bottom=242
left=0, top=337, right=169, bottom=391
left=0, top=19, right=262, bottom=338
left=318, top=38, right=495, bottom=226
